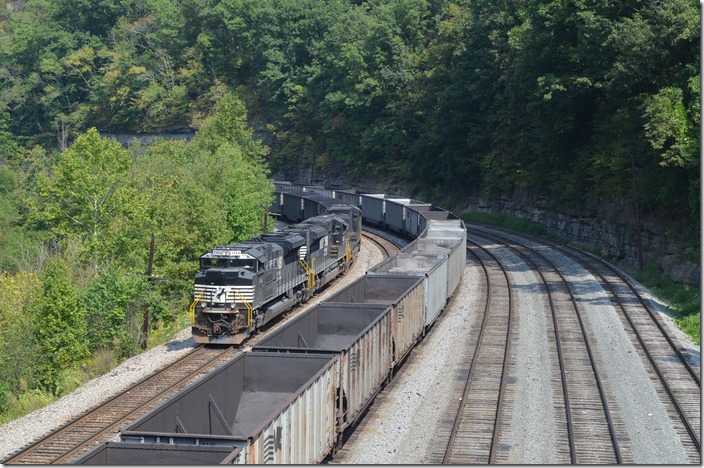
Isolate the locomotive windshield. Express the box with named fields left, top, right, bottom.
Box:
left=201, top=257, right=258, bottom=270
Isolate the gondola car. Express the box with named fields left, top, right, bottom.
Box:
left=72, top=184, right=467, bottom=465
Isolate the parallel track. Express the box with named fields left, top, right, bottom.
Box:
left=471, top=230, right=623, bottom=463
left=361, top=230, right=402, bottom=258
left=4, top=346, right=240, bottom=464
left=471, top=225, right=700, bottom=461
left=441, top=240, right=514, bottom=464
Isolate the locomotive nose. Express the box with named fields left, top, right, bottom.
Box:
left=202, top=268, right=255, bottom=285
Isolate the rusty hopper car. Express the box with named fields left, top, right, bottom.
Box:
left=368, top=253, right=450, bottom=328
left=73, top=442, right=239, bottom=464
left=119, top=352, right=340, bottom=464
left=253, top=301, right=393, bottom=433
left=325, top=274, right=426, bottom=367
left=420, top=220, right=467, bottom=297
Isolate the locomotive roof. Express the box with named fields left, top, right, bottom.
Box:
left=200, top=211, right=351, bottom=264
left=202, top=240, right=281, bottom=263
left=293, top=213, right=348, bottom=230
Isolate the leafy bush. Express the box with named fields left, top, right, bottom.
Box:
left=0, top=381, right=54, bottom=425
left=84, top=268, right=147, bottom=356
left=460, top=211, right=563, bottom=241
left=33, top=259, right=90, bottom=394
left=676, top=310, right=700, bottom=345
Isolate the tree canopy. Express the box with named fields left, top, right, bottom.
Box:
left=0, top=0, right=698, bottom=418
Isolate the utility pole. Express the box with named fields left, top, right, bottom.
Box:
left=141, top=232, right=156, bottom=350
left=263, top=207, right=269, bottom=233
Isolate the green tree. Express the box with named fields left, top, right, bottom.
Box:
left=34, top=259, right=89, bottom=393
left=84, top=267, right=146, bottom=357
left=31, top=128, right=132, bottom=265
left=0, top=167, right=22, bottom=270
left=191, top=92, right=274, bottom=241
left=0, top=106, right=20, bottom=164
left=0, top=271, right=42, bottom=410
left=642, top=86, right=698, bottom=169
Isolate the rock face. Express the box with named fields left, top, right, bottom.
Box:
left=271, top=172, right=699, bottom=286
left=659, top=255, right=701, bottom=285
left=468, top=191, right=699, bottom=285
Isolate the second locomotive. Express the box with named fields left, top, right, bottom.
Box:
left=191, top=203, right=362, bottom=344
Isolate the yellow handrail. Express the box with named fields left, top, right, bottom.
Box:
left=234, top=290, right=254, bottom=327
left=299, top=259, right=309, bottom=288
left=311, top=258, right=316, bottom=289
left=189, top=291, right=204, bottom=325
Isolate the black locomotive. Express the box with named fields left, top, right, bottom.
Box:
left=191, top=203, right=362, bottom=344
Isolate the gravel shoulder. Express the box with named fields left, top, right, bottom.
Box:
left=2, top=230, right=698, bottom=464
left=0, top=241, right=382, bottom=462
left=332, top=262, right=483, bottom=464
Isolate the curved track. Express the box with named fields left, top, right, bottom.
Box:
left=441, top=241, right=514, bottom=464
left=434, top=226, right=700, bottom=464
left=3, top=346, right=239, bottom=464
left=469, top=224, right=700, bottom=461
left=438, top=234, right=623, bottom=464
left=470, top=230, right=623, bottom=463
left=361, top=229, right=402, bottom=258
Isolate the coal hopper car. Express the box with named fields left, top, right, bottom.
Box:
left=70, top=184, right=467, bottom=464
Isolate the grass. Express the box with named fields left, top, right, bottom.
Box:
left=461, top=210, right=701, bottom=345
left=634, top=261, right=700, bottom=346
left=147, top=313, right=190, bottom=349
left=460, top=211, right=570, bottom=245
left=0, top=383, right=54, bottom=425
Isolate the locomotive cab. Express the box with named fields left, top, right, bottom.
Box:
left=192, top=242, right=282, bottom=344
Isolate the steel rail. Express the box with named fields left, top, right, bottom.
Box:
left=472, top=224, right=700, bottom=454
left=361, top=229, right=402, bottom=258
left=3, top=346, right=238, bottom=464
left=472, top=229, right=622, bottom=463
left=443, top=240, right=513, bottom=464
left=527, top=234, right=700, bottom=452
left=481, top=235, right=577, bottom=462
left=474, top=222, right=699, bottom=385
left=560, top=245, right=700, bottom=386
left=443, top=246, right=491, bottom=464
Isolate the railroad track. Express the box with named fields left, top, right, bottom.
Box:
left=472, top=230, right=624, bottom=463
left=3, top=346, right=240, bottom=464
left=3, top=232, right=396, bottom=465
left=437, top=240, right=514, bottom=464
left=434, top=230, right=631, bottom=463
left=470, top=224, right=700, bottom=461
left=362, top=229, right=402, bottom=258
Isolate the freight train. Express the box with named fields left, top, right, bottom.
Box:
left=191, top=197, right=362, bottom=344
left=72, top=183, right=467, bottom=465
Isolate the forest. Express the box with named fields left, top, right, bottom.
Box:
left=0, top=0, right=699, bottom=420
